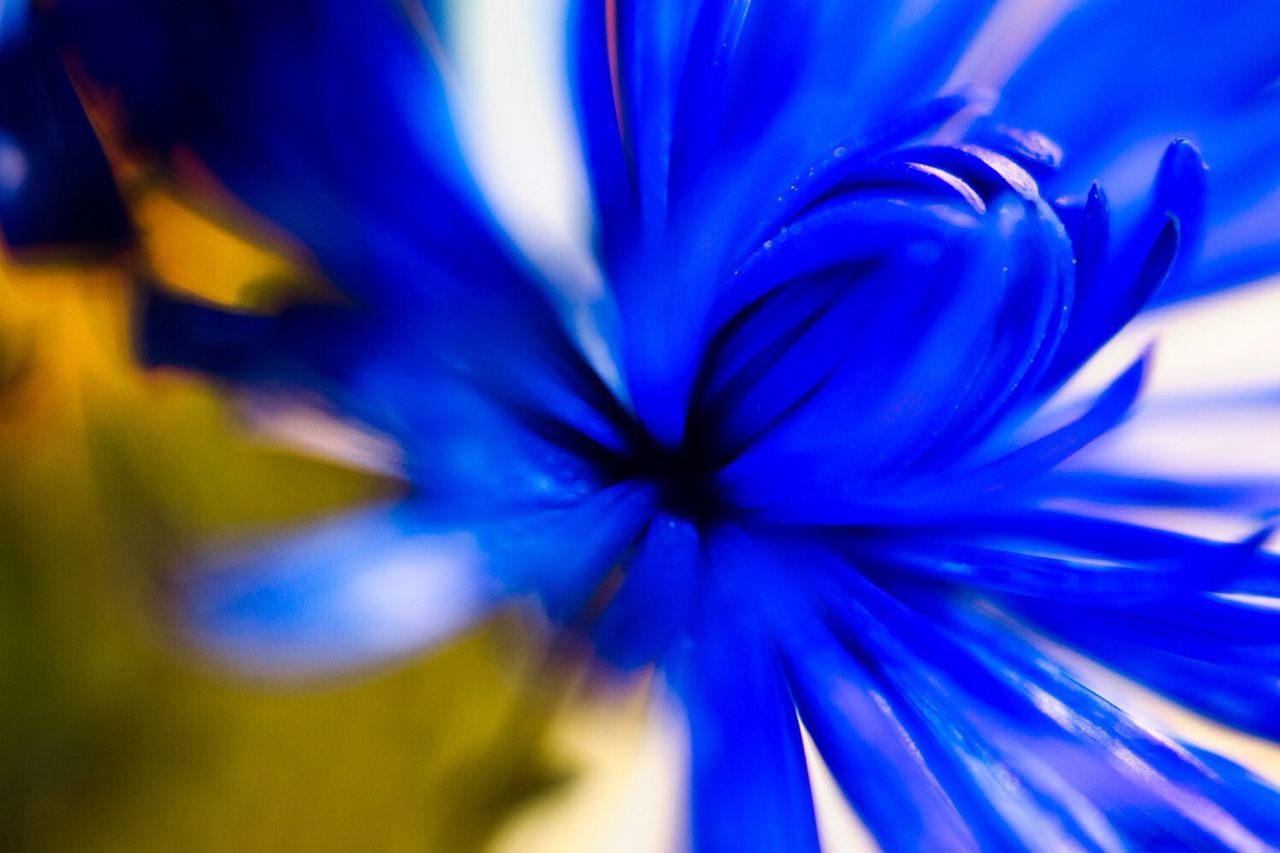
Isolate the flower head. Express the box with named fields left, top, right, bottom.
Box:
left=8, top=0, right=1280, bottom=848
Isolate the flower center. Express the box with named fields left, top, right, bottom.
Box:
left=612, top=430, right=726, bottom=524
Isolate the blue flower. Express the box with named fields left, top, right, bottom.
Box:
left=10, top=0, right=1280, bottom=848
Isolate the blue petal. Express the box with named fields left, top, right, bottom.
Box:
left=1185, top=92, right=1280, bottom=293
left=1039, top=470, right=1280, bottom=519
left=185, top=483, right=656, bottom=676
left=996, top=0, right=1280, bottom=185
left=1105, top=652, right=1280, bottom=742
left=864, top=509, right=1280, bottom=741
left=824, top=560, right=1280, bottom=847
left=933, top=352, right=1148, bottom=497
left=664, top=0, right=995, bottom=201
left=613, top=0, right=699, bottom=235
left=140, top=288, right=630, bottom=511
left=931, top=592, right=1280, bottom=847
left=703, top=234, right=983, bottom=464
left=1148, top=139, right=1209, bottom=298
left=181, top=504, right=497, bottom=677
left=622, top=187, right=984, bottom=447
left=666, top=528, right=820, bottom=853
left=1032, top=139, right=1203, bottom=390
left=941, top=509, right=1280, bottom=592
left=1199, top=189, right=1280, bottom=295
left=781, top=626, right=981, bottom=851
left=573, top=0, right=996, bottom=263
left=590, top=513, right=699, bottom=669
left=849, top=529, right=1264, bottom=604
left=706, top=250, right=985, bottom=513
left=1084, top=138, right=1206, bottom=312
left=708, top=205, right=1055, bottom=517
left=52, top=0, right=524, bottom=306
left=739, top=540, right=980, bottom=849
left=611, top=102, right=990, bottom=448
left=475, top=481, right=657, bottom=621
left=143, top=278, right=630, bottom=444
left=567, top=0, right=635, bottom=269
left=0, top=16, right=130, bottom=253
left=1014, top=586, right=1280, bottom=740
left=795, top=546, right=1139, bottom=849
left=1183, top=745, right=1280, bottom=835
left=1037, top=172, right=1175, bottom=389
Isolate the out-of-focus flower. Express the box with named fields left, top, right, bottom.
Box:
left=0, top=168, right=559, bottom=850
left=8, top=0, right=1280, bottom=848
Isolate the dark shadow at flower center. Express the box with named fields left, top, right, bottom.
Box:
left=611, top=431, right=726, bottom=525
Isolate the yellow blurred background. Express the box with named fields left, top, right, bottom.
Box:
left=0, top=181, right=566, bottom=852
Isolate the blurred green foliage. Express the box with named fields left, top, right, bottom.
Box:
left=0, top=204, right=560, bottom=851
